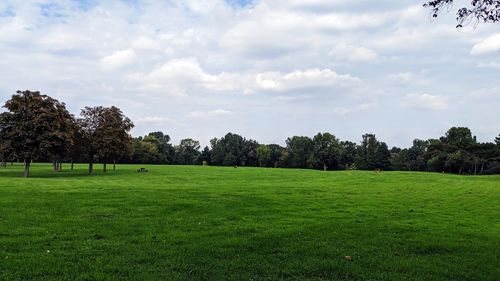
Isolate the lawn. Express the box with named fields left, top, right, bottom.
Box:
left=0, top=164, right=499, bottom=281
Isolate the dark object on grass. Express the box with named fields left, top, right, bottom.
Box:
left=137, top=168, right=149, bottom=173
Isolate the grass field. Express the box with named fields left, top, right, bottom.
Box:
left=0, top=164, right=499, bottom=281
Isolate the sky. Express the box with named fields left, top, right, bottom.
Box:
left=0, top=0, right=499, bottom=148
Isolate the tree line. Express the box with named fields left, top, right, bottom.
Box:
left=1, top=91, right=499, bottom=177
left=131, top=130, right=500, bottom=175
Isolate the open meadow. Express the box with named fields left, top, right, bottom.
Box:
left=0, top=164, right=499, bottom=281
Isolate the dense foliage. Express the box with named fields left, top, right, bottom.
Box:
left=130, top=129, right=500, bottom=175
left=1, top=91, right=499, bottom=176
left=0, top=91, right=134, bottom=177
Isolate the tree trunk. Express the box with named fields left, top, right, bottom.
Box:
left=103, top=161, right=107, bottom=174
left=458, top=167, right=462, bottom=175
left=71, top=160, right=74, bottom=171
left=323, top=163, right=327, bottom=172
left=24, top=158, right=31, bottom=178
left=88, top=161, right=93, bottom=175
left=53, top=160, right=57, bottom=171
left=59, top=162, right=63, bottom=172
left=113, top=159, right=116, bottom=171
left=474, top=163, right=477, bottom=176
left=480, top=162, right=484, bottom=175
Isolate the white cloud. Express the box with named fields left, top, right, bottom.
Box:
left=255, top=69, right=360, bottom=92
left=0, top=0, right=499, bottom=146
left=477, top=62, right=500, bottom=70
left=402, top=93, right=448, bottom=110
left=131, top=59, right=359, bottom=95
left=387, top=71, right=429, bottom=85
left=471, top=33, right=500, bottom=55
left=136, top=116, right=178, bottom=125
left=329, top=44, right=378, bottom=61
left=188, top=109, right=234, bottom=118
left=333, top=102, right=376, bottom=115
left=132, top=36, right=162, bottom=51
left=100, top=49, right=136, bottom=70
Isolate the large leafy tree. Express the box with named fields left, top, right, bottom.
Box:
left=46, top=101, right=77, bottom=172
left=174, top=138, right=200, bottom=165
left=355, top=134, right=379, bottom=170
left=312, top=132, right=341, bottom=171
left=283, top=136, right=314, bottom=168
left=373, top=142, right=392, bottom=170
left=256, top=144, right=271, bottom=167
left=0, top=91, right=73, bottom=177
left=424, top=0, right=500, bottom=27
left=339, top=141, right=357, bottom=169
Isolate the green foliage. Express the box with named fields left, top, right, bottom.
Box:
left=174, top=138, right=201, bottom=165
left=283, top=136, right=314, bottom=168
left=256, top=144, right=271, bottom=167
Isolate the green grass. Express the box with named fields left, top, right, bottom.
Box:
left=0, top=164, right=499, bottom=281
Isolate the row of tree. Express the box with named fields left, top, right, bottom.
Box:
left=1, top=91, right=499, bottom=177
left=130, top=129, right=500, bottom=175
left=0, top=91, right=134, bottom=177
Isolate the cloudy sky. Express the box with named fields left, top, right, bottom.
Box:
left=0, top=0, right=499, bottom=147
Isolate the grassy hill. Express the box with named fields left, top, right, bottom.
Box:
left=0, top=164, right=499, bottom=281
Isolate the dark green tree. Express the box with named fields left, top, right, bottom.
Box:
left=339, top=141, right=357, bottom=169
left=174, top=138, right=200, bottom=165
left=312, top=132, right=341, bottom=171
left=256, top=144, right=271, bottom=167
left=283, top=136, right=314, bottom=168
left=355, top=134, right=379, bottom=170
left=373, top=142, right=391, bottom=170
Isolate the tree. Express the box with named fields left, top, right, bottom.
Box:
left=146, top=132, right=175, bottom=164
left=46, top=102, right=77, bottom=172
left=78, top=106, right=133, bottom=174
left=284, top=136, right=314, bottom=168
left=0, top=115, right=14, bottom=168
left=207, top=133, right=257, bottom=166
left=267, top=144, right=285, bottom=168
left=373, top=142, right=391, bottom=170
left=174, top=138, right=200, bottom=165
left=256, top=144, right=271, bottom=167
left=407, top=139, right=429, bottom=171
left=199, top=146, right=211, bottom=165
left=132, top=137, right=159, bottom=164
left=355, top=134, right=380, bottom=170
left=312, top=132, right=341, bottom=171
left=339, top=141, right=357, bottom=169
left=99, top=106, right=134, bottom=172
left=391, top=148, right=412, bottom=171
left=445, top=127, right=475, bottom=150
left=424, top=0, right=500, bottom=27
left=0, top=91, right=73, bottom=177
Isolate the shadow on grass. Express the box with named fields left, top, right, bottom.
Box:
left=0, top=166, right=130, bottom=179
